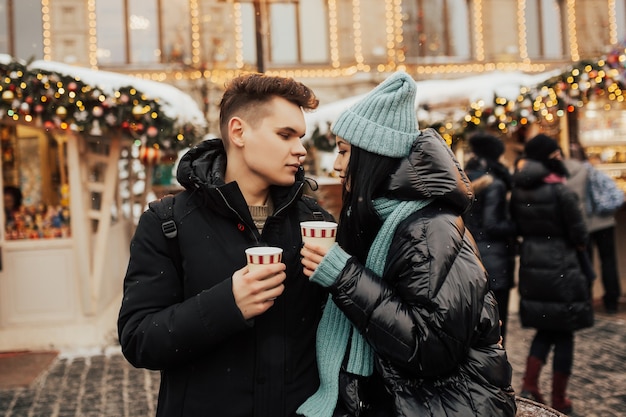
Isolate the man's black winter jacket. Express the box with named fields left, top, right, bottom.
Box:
left=118, top=139, right=332, bottom=417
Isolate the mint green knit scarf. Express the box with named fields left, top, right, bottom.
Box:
left=297, top=197, right=432, bottom=417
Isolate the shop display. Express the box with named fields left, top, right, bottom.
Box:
left=578, top=107, right=626, bottom=194
left=1, top=125, right=71, bottom=240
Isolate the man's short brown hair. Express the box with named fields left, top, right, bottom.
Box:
left=219, top=73, right=319, bottom=139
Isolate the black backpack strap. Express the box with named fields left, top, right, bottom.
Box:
left=298, top=194, right=335, bottom=222
left=148, top=194, right=183, bottom=278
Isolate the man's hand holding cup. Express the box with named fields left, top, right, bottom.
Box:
left=233, top=247, right=285, bottom=319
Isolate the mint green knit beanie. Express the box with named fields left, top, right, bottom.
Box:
left=331, top=71, right=419, bottom=158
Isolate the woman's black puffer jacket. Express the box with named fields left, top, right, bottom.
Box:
left=510, top=159, right=593, bottom=331
left=328, top=129, right=517, bottom=416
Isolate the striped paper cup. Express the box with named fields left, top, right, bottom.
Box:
left=245, top=246, right=283, bottom=272
left=300, top=221, right=338, bottom=249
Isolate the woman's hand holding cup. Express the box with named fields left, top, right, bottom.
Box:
left=300, top=221, right=337, bottom=277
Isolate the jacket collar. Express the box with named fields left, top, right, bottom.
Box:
left=176, top=138, right=305, bottom=219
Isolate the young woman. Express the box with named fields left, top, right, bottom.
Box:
left=298, top=72, right=516, bottom=417
left=511, top=134, right=593, bottom=414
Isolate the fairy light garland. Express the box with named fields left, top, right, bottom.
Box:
left=608, top=0, right=618, bottom=46
left=352, top=0, right=364, bottom=69
left=0, top=58, right=202, bottom=152
left=567, top=0, right=580, bottom=62
left=436, top=46, right=626, bottom=144
left=87, top=0, right=98, bottom=69
left=190, top=0, right=201, bottom=67
left=517, top=0, right=529, bottom=63
left=473, top=0, right=485, bottom=62
left=328, top=0, right=340, bottom=69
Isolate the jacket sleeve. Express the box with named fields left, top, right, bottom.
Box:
left=319, top=212, right=493, bottom=377
left=117, top=209, right=251, bottom=370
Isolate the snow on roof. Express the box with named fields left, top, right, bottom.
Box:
left=304, top=70, right=559, bottom=137
left=0, top=54, right=206, bottom=128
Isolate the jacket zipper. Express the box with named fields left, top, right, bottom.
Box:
left=273, top=183, right=303, bottom=217
left=216, top=188, right=260, bottom=243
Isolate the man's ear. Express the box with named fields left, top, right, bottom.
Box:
left=228, top=117, right=246, bottom=148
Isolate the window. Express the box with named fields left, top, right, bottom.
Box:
left=401, top=0, right=471, bottom=63
left=238, top=0, right=329, bottom=68
left=268, top=0, right=329, bottom=64
left=95, top=0, right=190, bottom=66
left=0, top=0, right=44, bottom=61
left=525, top=0, right=565, bottom=59
left=576, top=0, right=612, bottom=57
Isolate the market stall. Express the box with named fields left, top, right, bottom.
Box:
left=0, top=55, right=205, bottom=351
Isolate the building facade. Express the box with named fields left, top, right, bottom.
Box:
left=2, top=0, right=626, bottom=131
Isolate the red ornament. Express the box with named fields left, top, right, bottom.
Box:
left=139, top=146, right=161, bottom=165
left=147, top=125, right=159, bottom=138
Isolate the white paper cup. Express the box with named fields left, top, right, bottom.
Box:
left=300, top=221, right=338, bottom=249
left=245, top=246, right=283, bottom=272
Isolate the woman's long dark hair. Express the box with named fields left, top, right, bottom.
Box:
left=337, top=145, right=402, bottom=263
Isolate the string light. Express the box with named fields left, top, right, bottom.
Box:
left=393, top=0, right=404, bottom=64
left=473, top=0, right=485, bottom=61
left=42, top=0, right=51, bottom=60
left=328, top=0, right=340, bottom=68
left=567, top=0, right=580, bottom=61
left=234, top=2, right=244, bottom=69
left=517, top=0, right=529, bottom=63
left=385, top=0, right=396, bottom=69
left=190, top=0, right=201, bottom=66
left=608, top=0, right=618, bottom=46
left=87, top=0, right=98, bottom=69
left=352, top=0, right=364, bottom=68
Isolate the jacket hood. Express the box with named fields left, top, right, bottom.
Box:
left=387, top=128, right=473, bottom=214
left=176, top=138, right=307, bottom=216
left=177, top=138, right=228, bottom=190
left=512, top=158, right=551, bottom=189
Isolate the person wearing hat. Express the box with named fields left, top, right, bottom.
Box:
left=297, top=72, right=516, bottom=417
left=510, top=134, right=593, bottom=414
left=463, top=132, right=517, bottom=343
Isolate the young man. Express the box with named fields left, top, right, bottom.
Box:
left=118, top=73, right=332, bottom=416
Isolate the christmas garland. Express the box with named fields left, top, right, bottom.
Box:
left=439, top=45, right=626, bottom=144
left=0, top=57, right=203, bottom=153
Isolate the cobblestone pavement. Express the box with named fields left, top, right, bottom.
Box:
left=1, top=313, right=625, bottom=417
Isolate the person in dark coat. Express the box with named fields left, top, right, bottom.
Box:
left=463, top=132, right=517, bottom=343
left=118, top=74, right=334, bottom=417
left=298, top=72, right=516, bottom=417
left=511, top=134, right=593, bottom=414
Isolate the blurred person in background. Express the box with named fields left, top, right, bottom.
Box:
left=463, top=132, right=517, bottom=343
left=511, top=134, right=593, bottom=414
